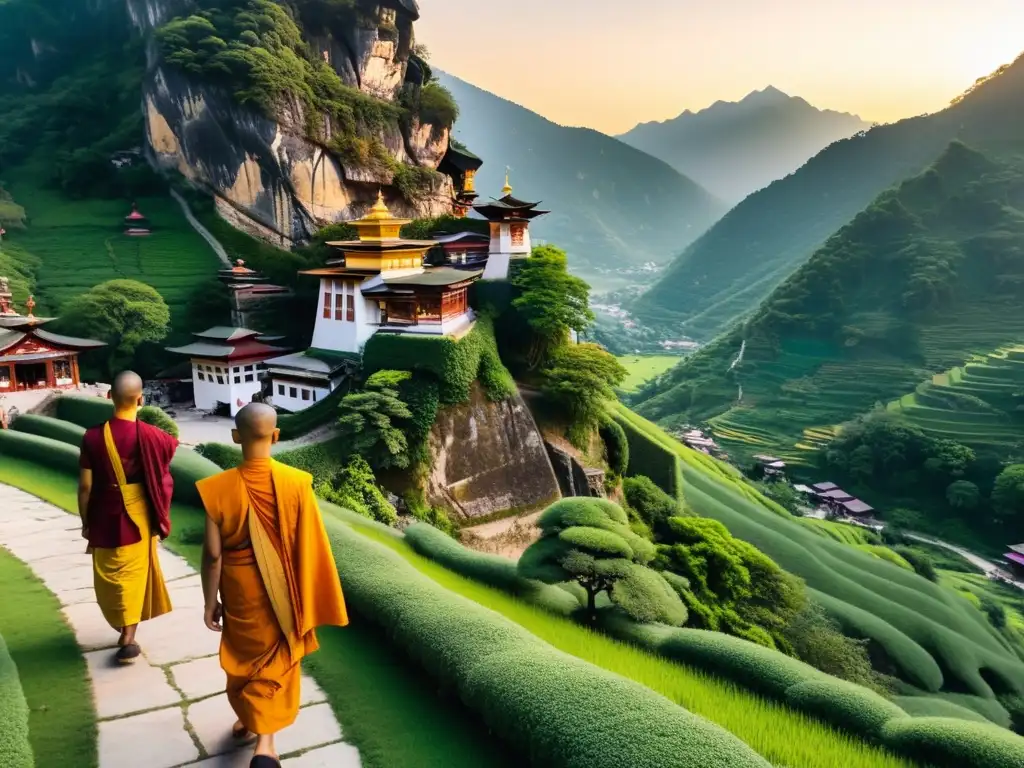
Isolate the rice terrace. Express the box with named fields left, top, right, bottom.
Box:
left=3, top=1, right=1024, bottom=767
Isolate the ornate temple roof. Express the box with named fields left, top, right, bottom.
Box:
left=166, top=327, right=288, bottom=360
left=472, top=173, right=549, bottom=221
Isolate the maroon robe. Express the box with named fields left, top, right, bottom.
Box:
left=80, top=418, right=178, bottom=548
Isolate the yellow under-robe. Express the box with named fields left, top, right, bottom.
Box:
left=196, top=458, right=348, bottom=735
left=92, top=422, right=172, bottom=630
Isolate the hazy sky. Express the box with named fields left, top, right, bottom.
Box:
left=416, top=0, right=1024, bottom=135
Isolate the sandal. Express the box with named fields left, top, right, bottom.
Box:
left=115, top=643, right=142, bottom=664
left=232, top=722, right=254, bottom=740
left=250, top=756, right=281, bottom=768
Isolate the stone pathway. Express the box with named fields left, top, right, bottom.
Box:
left=0, top=485, right=360, bottom=768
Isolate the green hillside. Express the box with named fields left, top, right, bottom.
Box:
left=630, top=50, right=1024, bottom=342
left=632, top=142, right=1024, bottom=537
left=436, top=71, right=727, bottom=284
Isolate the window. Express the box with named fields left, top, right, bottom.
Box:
left=244, top=365, right=254, bottom=372
left=216, top=375, right=225, bottom=385
left=234, top=376, right=241, bottom=384
left=277, top=384, right=285, bottom=395
left=346, top=282, right=355, bottom=322
left=323, top=287, right=332, bottom=319
left=335, top=290, right=344, bottom=321
left=198, top=372, right=206, bottom=381
left=244, top=374, right=254, bottom=383
left=301, top=389, right=311, bottom=401
left=289, top=387, right=298, bottom=398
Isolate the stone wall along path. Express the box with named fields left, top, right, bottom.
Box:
left=0, top=484, right=360, bottom=768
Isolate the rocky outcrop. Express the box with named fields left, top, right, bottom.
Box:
left=428, top=384, right=561, bottom=521
left=546, top=442, right=606, bottom=499
left=145, top=65, right=454, bottom=244
left=136, top=0, right=455, bottom=243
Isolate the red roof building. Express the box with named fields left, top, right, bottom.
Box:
left=0, top=282, right=105, bottom=391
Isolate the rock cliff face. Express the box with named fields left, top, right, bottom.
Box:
left=428, top=384, right=561, bottom=521
left=131, top=0, right=454, bottom=245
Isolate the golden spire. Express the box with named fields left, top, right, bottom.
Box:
left=502, top=166, right=512, bottom=196
left=365, top=188, right=392, bottom=221
left=25, top=295, right=35, bottom=319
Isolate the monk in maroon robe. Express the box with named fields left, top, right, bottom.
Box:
left=78, top=371, right=179, bottom=663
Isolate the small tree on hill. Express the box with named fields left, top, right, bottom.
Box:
left=518, top=498, right=687, bottom=625
left=512, top=244, right=594, bottom=368
left=337, top=370, right=413, bottom=470
left=58, top=279, right=170, bottom=377
left=993, top=464, right=1024, bottom=523
left=540, top=343, right=626, bottom=446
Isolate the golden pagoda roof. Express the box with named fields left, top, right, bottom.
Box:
left=342, top=189, right=415, bottom=243
left=502, top=166, right=513, bottom=196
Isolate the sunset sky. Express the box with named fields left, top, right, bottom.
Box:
left=416, top=0, right=1024, bottom=135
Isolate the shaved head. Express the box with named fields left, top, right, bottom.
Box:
left=234, top=402, right=278, bottom=441
left=111, top=371, right=144, bottom=408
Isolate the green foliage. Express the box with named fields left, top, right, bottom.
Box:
left=57, top=279, right=170, bottom=376
left=893, top=696, right=998, bottom=725
left=656, top=516, right=806, bottom=651
left=315, top=455, right=397, bottom=526
left=519, top=498, right=685, bottom=625
left=992, top=464, right=1024, bottom=521
left=880, top=717, right=1024, bottom=768
left=325, top=517, right=771, bottom=768
left=892, top=546, right=938, bottom=582
left=597, top=413, right=629, bottom=477
left=363, top=315, right=514, bottom=404
left=540, top=343, right=626, bottom=447
left=512, top=245, right=594, bottom=368
left=623, top=475, right=683, bottom=535
left=277, top=384, right=349, bottom=440
left=980, top=597, right=1008, bottom=630
left=0, top=633, right=34, bottom=768
left=194, top=443, right=244, bottom=470
left=0, top=429, right=81, bottom=475
left=11, top=414, right=86, bottom=445
left=337, top=383, right=412, bottom=471
left=785, top=678, right=906, bottom=736
left=196, top=437, right=351, bottom=490
left=947, top=480, right=982, bottom=510
left=139, top=405, right=180, bottom=439
left=400, top=80, right=459, bottom=128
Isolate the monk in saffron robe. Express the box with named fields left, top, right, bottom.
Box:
left=197, top=403, right=348, bottom=767
left=78, top=371, right=178, bottom=663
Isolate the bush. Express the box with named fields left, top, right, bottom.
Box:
left=785, top=679, right=906, bottom=737
left=613, top=412, right=684, bottom=499
left=362, top=315, right=514, bottom=404
left=139, top=405, right=179, bottom=438
left=623, top=475, right=682, bottom=535
left=980, top=597, right=1007, bottom=629
left=598, top=414, right=629, bottom=477
left=782, top=601, right=886, bottom=692
left=0, top=633, right=33, bottom=768
left=11, top=414, right=86, bottom=446
left=316, top=455, right=396, bottom=526
left=0, top=430, right=81, bottom=475
left=880, top=716, right=1024, bottom=768
left=54, top=395, right=179, bottom=438
left=893, top=546, right=938, bottom=582
left=324, top=517, right=771, bottom=768
left=194, top=443, right=243, bottom=470
left=540, top=344, right=626, bottom=446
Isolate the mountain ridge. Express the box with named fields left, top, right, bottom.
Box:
left=619, top=87, right=870, bottom=204
left=436, top=70, right=727, bottom=282
left=629, top=49, right=1024, bottom=342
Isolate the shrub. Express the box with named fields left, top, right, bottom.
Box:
left=782, top=601, right=886, bottom=692
left=0, top=430, right=81, bottom=475
left=324, top=518, right=771, bottom=768
left=980, top=597, right=1007, bottom=629
left=623, top=475, right=682, bottom=535
left=315, top=455, right=396, bottom=526
left=785, top=679, right=906, bottom=737
left=598, top=414, right=629, bottom=477
left=540, top=344, right=626, bottom=446
left=363, top=315, right=514, bottom=404
left=194, top=443, right=243, bottom=469
left=337, top=383, right=412, bottom=470
left=139, top=405, right=179, bottom=438
left=880, top=716, right=1024, bottom=768
left=893, top=546, right=937, bottom=582
left=0, top=633, right=33, bottom=768
left=11, top=414, right=86, bottom=446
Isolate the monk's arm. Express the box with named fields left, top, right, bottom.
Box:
left=77, top=468, right=93, bottom=538
left=201, top=515, right=223, bottom=631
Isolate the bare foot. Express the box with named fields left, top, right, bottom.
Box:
left=232, top=720, right=253, bottom=739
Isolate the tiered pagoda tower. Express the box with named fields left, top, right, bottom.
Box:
left=217, top=259, right=291, bottom=328
left=438, top=143, right=484, bottom=217
left=299, top=191, right=481, bottom=357
left=124, top=203, right=151, bottom=237
left=472, top=171, right=549, bottom=280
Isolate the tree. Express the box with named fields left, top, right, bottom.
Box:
left=946, top=480, right=981, bottom=510
left=512, top=245, right=594, bottom=368
left=993, top=465, right=1024, bottom=522
left=540, top=343, right=626, bottom=446
left=623, top=476, right=684, bottom=537
left=337, top=372, right=413, bottom=470
left=316, top=455, right=397, bottom=526
left=58, top=279, right=170, bottom=377
left=518, top=498, right=686, bottom=625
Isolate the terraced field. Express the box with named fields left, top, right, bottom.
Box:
left=1, top=163, right=222, bottom=325
left=885, top=345, right=1024, bottom=453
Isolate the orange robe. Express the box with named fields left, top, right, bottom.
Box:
left=196, top=458, right=348, bottom=734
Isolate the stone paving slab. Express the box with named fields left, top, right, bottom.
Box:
left=98, top=707, right=200, bottom=768
left=0, top=483, right=359, bottom=768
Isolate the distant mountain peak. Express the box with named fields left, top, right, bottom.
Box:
left=742, top=85, right=792, bottom=104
